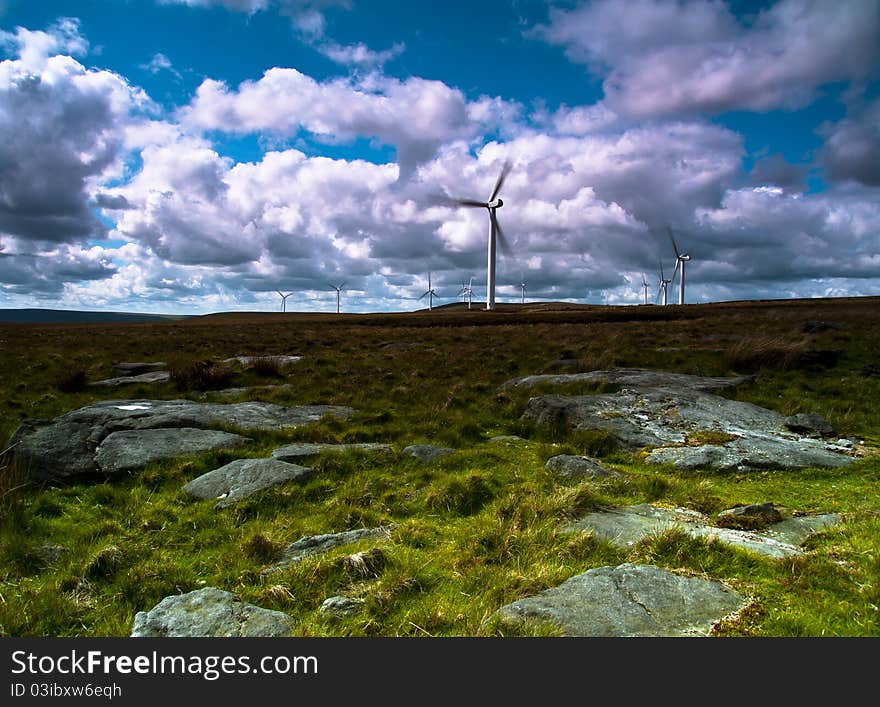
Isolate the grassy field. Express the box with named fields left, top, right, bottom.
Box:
left=1, top=296, right=878, bottom=637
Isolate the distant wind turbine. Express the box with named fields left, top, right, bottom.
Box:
left=669, top=227, right=691, bottom=305
left=641, top=274, right=649, bottom=305
left=519, top=274, right=526, bottom=304
left=458, top=277, right=474, bottom=310
left=439, top=159, right=513, bottom=311
left=329, top=283, right=345, bottom=314
left=419, top=272, right=438, bottom=311
left=657, top=261, right=673, bottom=306
left=276, top=291, right=293, bottom=313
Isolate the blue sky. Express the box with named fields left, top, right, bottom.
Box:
left=0, top=0, right=878, bottom=314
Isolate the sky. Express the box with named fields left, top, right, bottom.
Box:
left=0, top=0, right=878, bottom=314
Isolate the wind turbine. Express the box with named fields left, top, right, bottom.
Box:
left=669, top=227, right=691, bottom=305
left=519, top=273, right=526, bottom=304
left=329, top=283, right=345, bottom=314
left=640, top=274, right=649, bottom=305
left=276, top=291, right=293, bottom=313
left=419, top=272, right=438, bottom=311
left=443, top=159, right=513, bottom=311
left=657, top=261, right=673, bottom=306
left=458, top=277, right=474, bottom=310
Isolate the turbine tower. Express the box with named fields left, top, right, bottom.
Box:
left=641, top=274, right=649, bottom=305
left=657, top=261, right=673, bottom=306
left=669, top=227, right=691, bottom=305
left=458, top=277, right=474, bottom=310
left=445, top=160, right=513, bottom=311
left=419, top=272, right=438, bottom=311
left=276, top=291, right=293, bottom=313
left=329, top=283, right=345, bottom=314
left=519, top=274, right=526, bottom=304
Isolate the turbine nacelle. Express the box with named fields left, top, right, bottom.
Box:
left=487, top=198, right=503, bottom=209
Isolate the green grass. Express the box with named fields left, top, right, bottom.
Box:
left=0, top=297, right=879, bottom=636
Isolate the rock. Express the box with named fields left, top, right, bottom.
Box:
left=517, top=370, right=854, bottom=471
left=95, top=428, right=252, bottom=474
left=489, top=435, right=525, bottom=444
left=8, top=399, right=354, bottom=482
left=272, top=442, right=393, bottom=463
left=717, top=502, right=783, bottom=530
left=197, top=384, right=293, bottom=400
left=88, top=371, right=171, bottom=387
left=499, top=368, right=752, bottom=392
left=222, top=355, right=302, bottom=368
left=563, top=503, right=840, bottom=559
left=131, top=587, right=295, bottom=637
left=545, top=454, right=621, bottom=479
left=263, top=525, right=396, bottom=575
left=320, top=595, right=365, bottom=617
left=403, top=445, right=455, bottom=463
left=495, top=563, right=746, bottom=637
left=784, top=413, right=836, bottom=438
left=183, top=457, right=313, bottom=508
left=862, top=363, right=880, bottom=378
left=111, top=362, right=167, bottom=375
left=800, top=349, right=842, bottom=368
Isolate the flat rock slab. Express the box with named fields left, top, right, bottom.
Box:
left=222, top=355, right=302, bottom=368
left=198, top=384, right=293, bottom=400
left=272, top=442, right=393, bottom=463
left=88, top=371, right=171, bottom=387
left=500, top=368, right=752, bottom=391
left=96, top=428, right=253, bottom=474
left=518, top=369, right=855, bottom=471
left=403, top=445, right=455, bottom=463
left=111, top=362, right=167, bottom=375
left=131, top=587, right=295, bottom=637
left=183, top=457, right=313, bottom=508
left=495, top=563, right=746, bottom=637
left=264, top=525, right=396, bottom=575
left=9, top=399, right=354, bottom=482
left=545, top=454, right=621, bottom=479
left=563, top=503, right=840, bottom=559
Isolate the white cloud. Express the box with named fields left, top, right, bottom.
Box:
left=532, top=0, right=880, bottom=118
left=317, top=40, right=404, bottom=68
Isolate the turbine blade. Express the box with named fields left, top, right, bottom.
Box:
left=668, top=226, right=680, bottom=258
left=489, top=159, right=512, bottom=202
left=492, top=210, right=514, bottom=258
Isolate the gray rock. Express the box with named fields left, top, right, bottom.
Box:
left=784, top=413, right=836, bottom=438
left=183, top=457, right=313, bottom=508
left=403, top=444, right=455, bottom=463
left=88, top=371, right=171, bottom=387
left=519, top=371, right=854, bottom=471
left=320, top=596, right=365, bottom=617
left=272, top=442, right=393, bottom=463
left=717, top=502, right=783, bottom=528
left=222, top=355, right=302, bottom=368
left=198, top=384, right=293, bottom=400
left=545, top=454, right=621, bottom=479
left=111, top=362, right=167, bottom=375
left=563, top=503, right=840, bottom=559
left=495, top=563, right=746, bottom=637
left=760, top=513, right=841, bottom=546
left=499, top=368, right=752, bottom=392
left=95, top=428, right=252, bottom=475
left=9, top=399, right=354, bottom=482
left=131, top=587, right=295, bottom=637
left=263, top=525, right=396, bottom=575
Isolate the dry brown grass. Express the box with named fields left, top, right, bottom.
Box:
left=724, top=334, right=810, bottom=372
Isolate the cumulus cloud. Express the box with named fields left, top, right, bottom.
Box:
left=178, top=69, right=479, bottom=178
left=0, top=23, right=152, bottom=248
left=820, top=99, right=880, bottom=187
left=532, top=0, right=880, bottom=118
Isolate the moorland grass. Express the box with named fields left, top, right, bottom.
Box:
left=0, top=297, right=878, bottom=636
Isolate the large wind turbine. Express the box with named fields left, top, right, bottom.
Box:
left=276, top=291, right=293, bottom=313
left=641, top=274, right=649, bottom=305
left=419, top=272, right=438, bottom=311
left=329, top=283, right=345, bottom=314
left=669, top=227, right=691, bottom=305
left=444, top=160, right=513, bottom=311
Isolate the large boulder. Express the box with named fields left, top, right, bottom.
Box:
left=8, top=399, right=354, bottom=482
left=263, top=525, right=396, bottom=575
left=131, top=587, right=295, bottom=637
left=495, top=563, right=746, bottom=637
left=544, top=454, right=621, bottom=479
